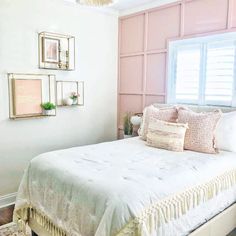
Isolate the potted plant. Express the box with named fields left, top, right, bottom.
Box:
left=123, top=113, right=133, bottom=138
left=41, top=102, right=56, bottom=116
left=70, top=92, right=80, bottom=105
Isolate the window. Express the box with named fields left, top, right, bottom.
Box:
left=168, top=33, right=236, bottom=107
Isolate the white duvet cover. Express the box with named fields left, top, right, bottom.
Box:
left=15, top=138, right=236, bottom=236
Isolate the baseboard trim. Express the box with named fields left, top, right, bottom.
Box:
left=0, top=192, right=17, bottom=208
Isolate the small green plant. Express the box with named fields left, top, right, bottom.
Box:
left=123, top=113, right=133, bottom=135
left=41, top=102, right=56, bottom=110
left=70, top=92, right=79, bottom=100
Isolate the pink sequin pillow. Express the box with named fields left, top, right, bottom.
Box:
left=139, top=105, right=178, bottom=140
left=178, top=108, right=222, bottom=154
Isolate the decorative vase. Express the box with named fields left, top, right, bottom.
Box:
left=130, top=116, right=142, bottom=126
left=64, top=98, right=73, bottom=106
left=72, top=98, right=78, bottom=105
left=130, top=115, right=142, bottom=137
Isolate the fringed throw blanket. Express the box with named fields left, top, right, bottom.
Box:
left=14, top=138, right=236, bottom=236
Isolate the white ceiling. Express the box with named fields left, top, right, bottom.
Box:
left=111, top=0, right=160, bottom=11
left=111, top=0, right=178, bottom=15
left=64, top=0, right=177, bottom=15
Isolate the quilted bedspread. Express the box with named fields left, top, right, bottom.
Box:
left=14, top=138, right=236, bottom=236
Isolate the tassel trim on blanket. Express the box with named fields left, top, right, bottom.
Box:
left=115, top=169, right=236, bottom=236
left=14, top=169, right=236, bottom=236
left=14, top=207, right=67, bottom=236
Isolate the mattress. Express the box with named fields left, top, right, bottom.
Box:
left=14, top=137, right=236, bottom=236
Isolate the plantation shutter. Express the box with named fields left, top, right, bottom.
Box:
left=175, top=45, right=201, bottom=102
left=205, top=41, right=235, bottom=106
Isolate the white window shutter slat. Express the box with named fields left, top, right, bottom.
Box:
left=205, top=42, right=235, bottom=106
left=175, top=46, right=201, bottom=101
left=168, top=33, right=236, bottom=107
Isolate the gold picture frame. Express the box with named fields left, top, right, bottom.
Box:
left=8, top=73, right=57, bottom=119
left=42, top=37, right=60, bottom=64
left=39, top=32, right=75, bottom=71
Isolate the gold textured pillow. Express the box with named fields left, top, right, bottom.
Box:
left=139, top=105, right=178, bottom=141
left=178, top=108, right=222, bottom=154
left=147, top=118, right=188, bottom=152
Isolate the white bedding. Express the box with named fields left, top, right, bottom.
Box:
left=15, top=137, right=236, bottom=236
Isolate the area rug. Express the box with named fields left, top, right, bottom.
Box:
left=0, top=223, right=30, bottom=236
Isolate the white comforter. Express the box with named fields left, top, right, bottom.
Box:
left=15, top=138, right=236, bottom=236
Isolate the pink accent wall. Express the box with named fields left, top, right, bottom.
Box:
left=120, top=56, right=143, bottom=93
left=233, top=0, right=236, bottom=28
left=146, top=53, right=166, bottom=94
left=147, top=5, right=181, bottom=50
left=184, top=0, right=228, bottom=35
left=118, top=0, right=236, bottom=129
left=120, top=14, right=145, bottom=54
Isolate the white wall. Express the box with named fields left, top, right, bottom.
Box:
left=0, top=0, right=118, bottom=198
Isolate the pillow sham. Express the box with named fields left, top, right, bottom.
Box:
left=178, top=108, right=222, bottom=154
left=215, top=111, right=236, bottom=152
left=146, top=118, right=188, bottom=152
left=139, top=105, right=178, bottom=140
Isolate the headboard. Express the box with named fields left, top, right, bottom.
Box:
left=153, top=104, right=236, bottom=113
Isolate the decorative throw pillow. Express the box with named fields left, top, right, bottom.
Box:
left=139, top=105, right=178, bottom=140
left=215, top=111, right=236, bottom=152
left=146, top=119, right=188, bottom=152
left=178, top=108, right=222, bottom=154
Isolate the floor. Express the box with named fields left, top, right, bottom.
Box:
left=229, top=229, right=236, bottom=236
left=0, top=205, right=14, bottom=226
left=0, top=205, right=236, bottom=235
left=0, top=223, right=28, bottom=236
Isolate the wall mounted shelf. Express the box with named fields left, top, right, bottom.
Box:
left=8, top=73, right=56, bottom=119
left=56, top=81, right=84, bottom=107
left=39, top=32, right=75, bottom=71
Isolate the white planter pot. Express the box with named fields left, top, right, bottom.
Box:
left=124, top=134, right=132, bottom=139
left=43, top=109, right=55, bottom=116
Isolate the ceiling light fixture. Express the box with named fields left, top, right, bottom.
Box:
left=79, top=0, right=117, bottom=6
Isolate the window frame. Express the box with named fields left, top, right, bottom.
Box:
left=167, top=33, right=236, bottom=107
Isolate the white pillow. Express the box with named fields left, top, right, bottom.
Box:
left=215, top=111, right=236, bottom=152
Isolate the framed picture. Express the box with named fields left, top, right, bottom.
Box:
left=39, top=32, right=75, bottom=70
left=12, top=79, right=43, bottom=117
left=42, top=37, right=60, bottom=63
left=8, top=73, right=57, bottom=119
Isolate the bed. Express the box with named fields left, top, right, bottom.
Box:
left=14, top=135, right=236, bottom=236
left=14, top=104, right=236, bottom=236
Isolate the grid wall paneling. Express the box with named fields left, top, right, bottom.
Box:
left=232, top=0, right=236, bottom=28
left=147, top=5, right=181, bottom=51
left=120, top=14, right=145, bottom=54
left=118, top=0, right=236, bottom=132
left=119, top=95, right=143, bottom=125
left=120, top=56, right=144, bottom=93
left=145, top=95, right=166, bottom=107
left=184, top=0, right=229, bottom=35
left=146, top=53, right=166, bottom=95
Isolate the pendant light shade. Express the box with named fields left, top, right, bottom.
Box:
left=79, top=0, right=116, bottom=6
